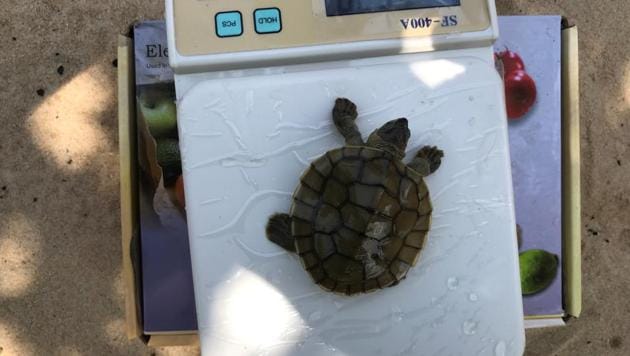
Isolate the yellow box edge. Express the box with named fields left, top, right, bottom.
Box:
left=147, top=334, right=200, bottom=347
left=561, top=25, right=582, bottom=319
left=118, top=35, right=144, bottom=340
left=525, top=314, right=565, bottom=320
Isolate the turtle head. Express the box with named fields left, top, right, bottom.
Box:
left=367, top=118, right=410, bottom=159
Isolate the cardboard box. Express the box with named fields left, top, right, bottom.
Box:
left=117, top=22, right=581, bottom=346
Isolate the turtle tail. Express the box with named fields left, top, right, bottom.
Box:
left=266, top=213, right=296, bottom=252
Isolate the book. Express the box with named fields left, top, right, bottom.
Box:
left=133, top=20, right=197, bottom=334
left=495, top=16, right=566, bottom=328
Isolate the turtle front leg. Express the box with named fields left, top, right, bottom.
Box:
left=408, top=146, right=444, bottom=177
left=333, top=98, right=364, bottom=146
left=266, top=213, right=296, bottom=252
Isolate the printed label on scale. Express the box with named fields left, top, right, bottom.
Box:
left=400, top=15, right=458, bottom=30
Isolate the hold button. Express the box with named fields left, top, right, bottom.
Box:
left=254, top=8, right=282, bottom=34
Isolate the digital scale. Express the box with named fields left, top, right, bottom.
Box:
left=166, top=0, right=524, bottom=355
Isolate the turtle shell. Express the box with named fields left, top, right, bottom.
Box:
left=289, top=146, right=432, bottom=295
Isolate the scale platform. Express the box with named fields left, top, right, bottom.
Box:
left=166, top=0, right=524, bottom=355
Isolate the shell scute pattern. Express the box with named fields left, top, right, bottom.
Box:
left=293, top=148, right=433, bottom=295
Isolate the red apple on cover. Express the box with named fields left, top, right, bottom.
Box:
left=504, top=69, right=537, bottom=119
left=496, top=49, right=526, bottom=74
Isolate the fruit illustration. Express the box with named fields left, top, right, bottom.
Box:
left=156, top=138, right=182, bottom=186
left=496, top=49, right=525, bottom=74
left=175, top=175, right=186, bottom=209
left=139, top=97, right=178, bottom=138
left=495, top=48, right=537, bottom=120
left=519, top=249, right=559, bottom=295
left=504, top=70, right=537, bottom=119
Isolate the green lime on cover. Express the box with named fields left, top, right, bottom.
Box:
left=519, top=249, right=559, bottom=295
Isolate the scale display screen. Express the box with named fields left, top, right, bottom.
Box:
left=325, top=0, right=461, bottom=16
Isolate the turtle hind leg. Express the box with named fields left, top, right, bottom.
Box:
left=409, top=146, right=444, bottom=177
left=266, top=213, right=296, bottom=252
left=333, top=98, right=364, bottom=146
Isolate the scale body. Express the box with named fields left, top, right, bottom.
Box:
left=166, top=1, right=524, bottom=355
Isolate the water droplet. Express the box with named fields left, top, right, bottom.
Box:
left=390, top=306, right=404, bottom=322
left=447, top=277, right=459, bottom=290
left=468, top=293, right=478, bottom=302
left=462, top=320, right=477, bottom=335
left=468, top=96, right=475, bottom=102
left=468, top=117, right=476, bottom=126
left=308, top=311, right=322, bottom=322
left=494, top=341, right=506, bottom=356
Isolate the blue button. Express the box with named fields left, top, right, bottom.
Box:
left=254, top=8, right=282, bottom=34
left=215, top=11, right=243, bottom=38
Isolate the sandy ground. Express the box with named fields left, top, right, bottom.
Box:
left=0, top=0, right=628, bottom=355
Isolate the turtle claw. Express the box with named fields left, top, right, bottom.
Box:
left=333, top=98, right=358, bottom=121
left=413, top=146, right=444, bottom=175
left=333, top=98, right=363, bottom=146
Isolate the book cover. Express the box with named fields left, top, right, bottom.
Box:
left=495, top=16, right=564, bottom=318
left=134, top=20, right=197, bottom=333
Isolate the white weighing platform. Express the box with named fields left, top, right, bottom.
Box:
left=166, top=0, right=524, bottom=355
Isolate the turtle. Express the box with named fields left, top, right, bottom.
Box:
left=266, top=98, right=444, bottom=296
